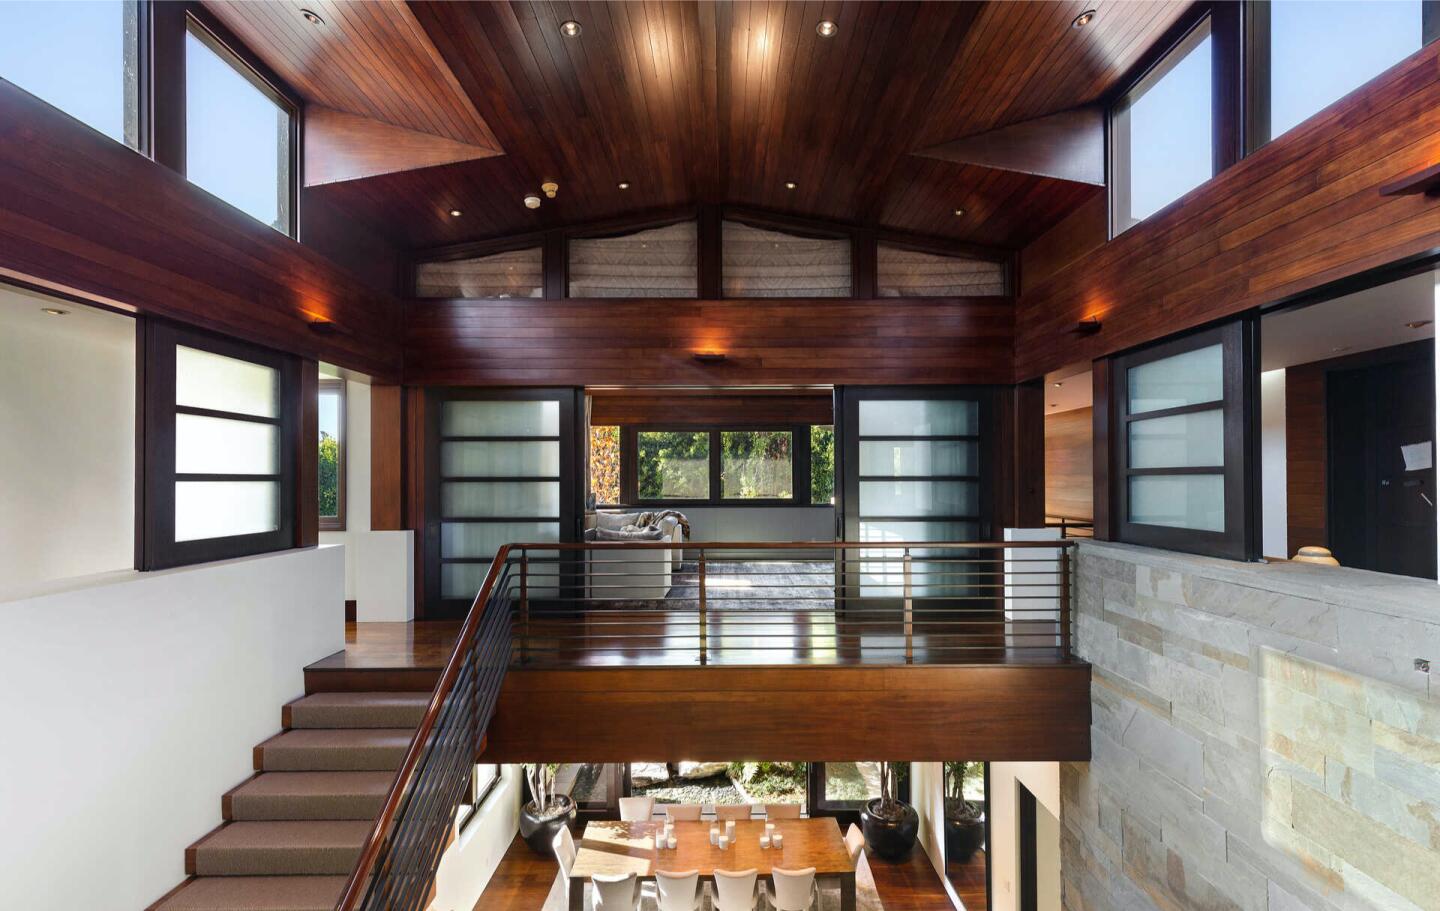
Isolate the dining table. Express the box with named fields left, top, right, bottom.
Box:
left=567, top=818, right=857, bottom=911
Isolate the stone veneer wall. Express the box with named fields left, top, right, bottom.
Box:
left=1064, top=541, right=1440, bottom=911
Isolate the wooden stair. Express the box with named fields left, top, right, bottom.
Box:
left=149, top=691, right=429, bottom=911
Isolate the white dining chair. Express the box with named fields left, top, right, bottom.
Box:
left=665, top=803, right=703, bottom=821
left=712, top=868, right=760, bottom=911
left=655, top=869, right=703, bottom=911
left=618, top=795, right=655, bottom=822
left=843, top=823, right=865, bottom=865
left=593, top=872, right=641, bottom=911
left=763, top=803, right=801, bottom=820
left=553, top=827, right=582, bottom=908
left=767, top=867, right=817, bottom=911
left=714, top=804, right=753, bottom=821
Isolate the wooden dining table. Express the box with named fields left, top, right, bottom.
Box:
left=568, top=818, right=856, bottom=911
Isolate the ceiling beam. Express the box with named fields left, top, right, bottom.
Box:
left=304, top=106, right=502, bottom=186
left=914, top=105, right=1106, bottom=186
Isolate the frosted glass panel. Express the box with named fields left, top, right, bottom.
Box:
left=176, top=414, right=278, bottom=475
left=441, top=521, right=559, bottom=559
left=1128, top=344, right=1222, bottom=414
left=1129, top=409, right=1223, bottom=468
left=442, top=400, right=559, bottom=437
left=441, top=441, right=560, bottom=478
left=175, top=480, right=279, bottom=541
left=859, top=480, right=978, bottom=517
left=859, top=520, right=981, bottom=544
left=441, top=563, right=490, bottom=600
left=176, top=346, right=278, bottom=417
left=859, top=440, right=979, bottom=477
left=858, top=400, right=978, bottom=436
left=1129, top=474, right=1224, bottom=531
left=442, top=481, right=559, bottom=518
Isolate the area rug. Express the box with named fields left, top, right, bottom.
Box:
left=664, top=560, right=838, bottom=611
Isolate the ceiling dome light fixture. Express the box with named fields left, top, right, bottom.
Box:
left=816, top=20, right=838, bottom=37
left=1071, top=9, right=1096, bottom=28
left=524, top=194, right=542, bottom=209
left=953, top=207, right=965, bottom=216
left=300, top=8, right=324, bottom=25
left=784, top=180, right=798, bottom=190
left=541, top=180, right=559, bottom=199
left=560, top=19, right=582, bottom=37
left=617, top=181, right=631, bottom=190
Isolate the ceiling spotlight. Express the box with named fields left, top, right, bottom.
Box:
left=617, top=181, right=631, bottom=190
left=524, top=194, right=542, bottom=209
left=541, top=180, right=559, bottom=199
left=784, top=180, right=798, bottom=190
left=40, top=307, right=69, bottom=316
left=300, top=8, right=325, bottom=25
left=953, top=207, right=965, bottom=216
left=1052, top=381, right=1063, bottom=388
left=1071, top=9, right=1096, bottom=28
left=1331, top=345, right=1350, bottom=353
left=448, top=209, right=462, bottom=217
left=1407, top=320, right=1433, bottom=329
left=560, top=19, right=582, bottom=37
left=816, top=20, right=838, bottom=37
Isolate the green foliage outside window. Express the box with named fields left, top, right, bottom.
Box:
left=811, top=425, right=835, bottom=504
left=721, top=430, right=793, bottom=499
left=318, top=432, right=339, bottom=517
left=638, top=430, right=710, bottom=499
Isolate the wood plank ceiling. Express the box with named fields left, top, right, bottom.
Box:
left=209, top=0, right=1188, bottom=254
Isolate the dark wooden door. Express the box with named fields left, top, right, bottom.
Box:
left=1327, top=348, right=1436, bottom=579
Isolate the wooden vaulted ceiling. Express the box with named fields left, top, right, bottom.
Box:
left=206, top=0, right=1189, bottom=255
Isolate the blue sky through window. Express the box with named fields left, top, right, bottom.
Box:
left=1127, top=32, right=1213, bottom=222
left=0, top=1, right=133, bottom=144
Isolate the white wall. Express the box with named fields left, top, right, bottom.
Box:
left=676, top=506, right=833, bottom=542
left=1260, top=369, right=1289, bottom=559
left=319, top=379, right=372, bottom=600
left=0, top=287, right=135, bottom=590
left=988, top=762, right=1061, bottom=911
left=0, top=546, right=345, bottom=911
left=427, top=765, right=524, bottom=911
left=911, top=762, right=962, bottom=909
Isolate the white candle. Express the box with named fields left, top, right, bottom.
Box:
left=760, top=834, right=771, bottom=849
left=765, top=822, right=776, bottom=834
left=667, top=835, right=677, bottom=850
left=725, top=820, right=736, bottom=836
left=709, top=826, right=719, bottom=845
left=718, top=835, right=730, bottom=850
left=773, top=832, right=784, bottom=848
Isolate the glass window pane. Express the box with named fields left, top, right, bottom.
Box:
left=877, top=245, right=1006, bottom=297
left=821, top=762, right=903, bottom=805
left=1128, top=344, right=1223, bottom=414
left=721, top=431, right=793, bottom=499
left=1129, top=474, right=1224, bottom=531
left=441, top=562, right=489, bottom=600
left=568, top=222, right=698, bottom=298
left=811, top=425, right=835, bottom=505
left=441, top=521, right=559, bottom=559
left=638, top=431, right=710, bottom=499
left=722, top=221, right=851, bottom=297
left=858, top=400, right=979, bottom=437
left=1116, top=21, right=1212, bottom=227
left=859, top=440, right=979, bottom=477
left=0, top=1, right=139, bottom=147
left=441, top=481, right=559, bottom=518
left=1270, top=2, right=1422, bottom=141
left=442, top=400, right=559, bottom=437
left=590, top=426, right=621, bottom=505
left=415, top=247, right=544, bottom=298
left=176, top=414, right=278, bottom=475
left=186, top=28, right=291, bottom=232
left=859, top=520, right=980, bottom=544
left=441, top=441, right=559, bottom=477
left=319, top=385, right=341, bottom=519
left=859, top=480, right=979, bottom=517
left=175, top=480, right=278, bottom=541
left=176, top=345, right=279, bottom=418
left=1129, top=409, right=1223, bottom=469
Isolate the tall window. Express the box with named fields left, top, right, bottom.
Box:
left=0, top=1, right=140, bottom=148
left=319, top=378, right=345, bottom=530
left=140, top=322, right=298, bottom=570
left=589, top=425, right=621, bottom=506
left=811, top=425, right=836, bottom=505
left=1251, top=1, right=1428, bottom=148
left=638, top=431, right=710, bottom=501
left=185, top=21, right=293, bottom=233
left=1111, top=18, right=1214, bottom=233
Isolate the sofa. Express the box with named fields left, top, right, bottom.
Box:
left=593, top=510, right=686, bottom=569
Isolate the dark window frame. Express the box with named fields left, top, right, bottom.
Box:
left=457, top=763, right=504, bottom=834
left=319, top=377, right=346, bottom=531
left=719, top=214, right=855, bottom=299
left=1109, top=319, right=1257, bottom=560
left=137, top=319, right=301, bottom=571
left=625, top=425, right=821, bottom=507
left=566, top=216, right=701, bottom=299
left=808, top=762, right=910, bottom=829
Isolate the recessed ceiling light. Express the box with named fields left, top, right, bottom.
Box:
left=524, top=194, right=541, bottom=209
left=448, top=209, right=462, bottom=217
left=1071, top=9, right=1096, bottom=28
left=617, top=181, right=631, bottom=190
left=40, top=307, right=69, bottom=316
left=560, top=19, right=582, bottom=37
left=784, top=181, right=797, bottom=190
left=816, top=20, right=838, bottom=38
left=954, top=207, right=965, bottom=216
left=1407, top=320, right=1433, bottom=329
left=1331, top=346, right=1350, bottom=353
left=1052, top=381, right=1063, bottom=388
left=300, top=8, right=324, bottom=25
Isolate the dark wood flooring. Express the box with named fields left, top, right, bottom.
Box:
left=946, top=849, right=987, bottom=910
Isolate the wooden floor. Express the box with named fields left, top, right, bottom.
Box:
left=945, top=850, right=987, bottom=911
left=476, top=834, right=979, bottom=910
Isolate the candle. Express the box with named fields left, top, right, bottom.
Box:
left=718, top=835, right=730, bottom=850
left=725, top=820, right=736, bottom=836
left=760, top=834, right=771, bottom=849
left=773, top=832, right=784, bottom=849
left=765, top=822, right=776, bottom=834
left=667, top=835, right=677, bottom=850
left=709, top=826, right=719, bottom=845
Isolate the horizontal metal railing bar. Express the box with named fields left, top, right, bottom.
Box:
left=512, top=644, right=1063, bottom=653
left=507, top=540, right=1076, bottom=550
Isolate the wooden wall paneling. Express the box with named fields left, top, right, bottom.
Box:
left=542, top=229, right=566, bottom=301
left=1044, top=407, right=1094, bottom=523
left=299, top=189, right=405, bottom=296
left=1285, top=364, right=1326, bottom=556
left=404, top=387, right=429, bottom=616
left=698, top=204, right=723, bottom=300
left=852, top=228, right=878, bottom=299
left=1015, top=41, right=1440, bottom=380
left=403, top=298, right=1015, bottom=387
left=303, top=105, right=499, bottom=186
left=297, top=360, right=320, bottom=547
left=914, top=105, right=1106, bottom=185
left=370, top=385, right=404, bottom=530
left=1091, top=360, right=1113, bottom=540
left=1017, top=191, right=1106, bottom=296
left=589, top=392, right=834, bottom=427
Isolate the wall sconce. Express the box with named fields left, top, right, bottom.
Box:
left=1379, top=163, right=1440, bottom=197
left=307, top=317, right=339, bottom=336
left=1075, top=316, right=1102, bottom=336
left=693, top=352, right=727, bottom=364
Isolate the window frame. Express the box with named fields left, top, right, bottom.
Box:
left=137, top=319, right=301, bottom=571
left=457, top=763, right=504, bottom=834
left=566, top=217, right=700, bottom=299
left=626, top=425, right=819, bottom=507
left=1110, top=320, right=1257, bottom=560
left=318, top=377, right=346, bottom=531
left=719, top=215, right=854, bottom=299
left=808, top=762, right=910, bottom=828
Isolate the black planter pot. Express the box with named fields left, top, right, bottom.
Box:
left=860, top=798, right=919, bottom=861
left=944, top=814, right=985, bottom=864
left=519, top=796, right=577, bottom=856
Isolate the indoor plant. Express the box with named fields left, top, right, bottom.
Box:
left=943, top=762, right=985, bottom=864
left=859, top=761, right=919, bottom=860
left=519, top=763, right=576, bottom=855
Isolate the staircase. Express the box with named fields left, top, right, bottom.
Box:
left=149, top=691, right=430, bottom=911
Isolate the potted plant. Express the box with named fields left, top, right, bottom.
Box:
left=859, top=762, right=919, bottom=860
left=943, top=762, right=985, bottom=864
left=519, top=763, right=576, bottom=855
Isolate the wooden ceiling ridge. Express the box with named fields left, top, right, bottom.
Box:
left=914, top=104, right=1107, bottom=186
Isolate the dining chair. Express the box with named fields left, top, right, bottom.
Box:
left=553, top=827, right=581, bottom=908
left=767, top=867, right=817, bottom=911
left=618, top=795, right=655, bottom=822
left=665, top=803, right=703, bottom=821
left=712, top=868, right=760, bottom=911
left=763, top=803, right=801, bottom=820
left=714, top=804, right=753, bottom=821
left=843, top=823, right=865, bottom=865
left=655, top=869, right=703, bottom=911
left=592, top=872, right=641, bottom=911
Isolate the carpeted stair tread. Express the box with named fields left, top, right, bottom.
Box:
left=284, top=692, right=429, bottom=729
left=226, top=772, right=394, bottom=820
left=189, top=821, right=371, bottom=876
left=151, top=876, right=347, bottom=911
left=256, top=728, right=412, bottom=771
